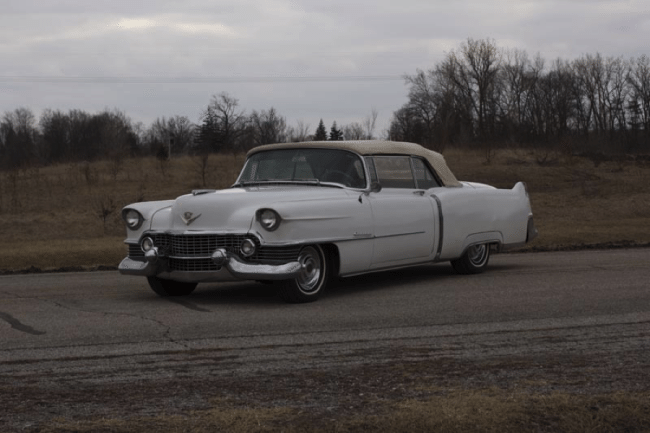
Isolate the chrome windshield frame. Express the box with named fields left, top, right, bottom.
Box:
left=233, top=147, right=371, bottom=191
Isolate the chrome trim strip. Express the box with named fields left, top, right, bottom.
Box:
left=341, top=259, right=436, bottom=278
left=374, top=231, right=425, bottom=239
left=431, top=194, right=444, bottom=261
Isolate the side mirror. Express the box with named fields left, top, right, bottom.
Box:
left=359, top=181, right=383, bottom=203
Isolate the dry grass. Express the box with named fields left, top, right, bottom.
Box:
left=444, top=148, right=650, bottom=250
left=0, top=154, right=245, bottom=271
left=1, top=148, right=649, bottom=271
left=35, top=390, right=650, bottom=432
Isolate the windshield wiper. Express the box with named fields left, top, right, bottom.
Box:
left=232, top=178, right=322, bottom=187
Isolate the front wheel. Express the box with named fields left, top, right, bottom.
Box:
left=147, top=277, right=197, bottom=297
left=278, top=245, right=330, bottom=303
left=450, top=243, right=490, bottom=274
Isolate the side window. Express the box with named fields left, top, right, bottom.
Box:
left=373, top=156, right=416, bottom=189
left=364, top=157, right=378, bottom=183
left=412, top=158, right=440, bottom=189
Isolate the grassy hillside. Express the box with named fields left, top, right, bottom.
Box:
left=1, top=149, right=648, bottom=272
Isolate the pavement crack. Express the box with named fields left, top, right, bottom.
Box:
left=0, top=291, right=189, bottom=349
left=0, top=311, right=46, bottom=336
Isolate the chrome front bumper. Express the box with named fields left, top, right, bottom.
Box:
left=118, top=248, right=303, bottom=282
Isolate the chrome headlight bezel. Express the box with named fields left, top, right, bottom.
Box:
left=257, top=208, right=281, bottom=232
left=240, top=238, right=257, bottom=257
left=140, top=236, right=155, bottom=252
left=122, top=208, right=144, bottom=231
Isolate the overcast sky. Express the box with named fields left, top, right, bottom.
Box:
left=2, top=0, right=649, bottom=136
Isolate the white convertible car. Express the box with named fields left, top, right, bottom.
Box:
left=119, top=140, right=537, bottom=302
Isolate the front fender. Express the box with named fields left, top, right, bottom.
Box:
left=252, top=193, right=373, bottom=246
left=122, top=200, right=174, bottom=242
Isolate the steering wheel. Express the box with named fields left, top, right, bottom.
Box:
left=324, top=169, right=356, bottom=187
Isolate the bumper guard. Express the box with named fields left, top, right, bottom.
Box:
left=118, top=248, right=303, bottom=281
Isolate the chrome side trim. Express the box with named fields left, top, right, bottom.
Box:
left=374, top=231, right=425, bottom=239
left=431, top=194, right=444, bottom=261
left=341, top=259, right=436, bottom=278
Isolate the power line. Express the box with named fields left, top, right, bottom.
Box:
left=0, top=75, right=405, bottom=84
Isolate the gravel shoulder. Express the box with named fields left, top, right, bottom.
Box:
left=2, top=314, right=649, bottom=431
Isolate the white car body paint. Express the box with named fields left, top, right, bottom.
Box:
left=119, top=141, right=536, bottom=289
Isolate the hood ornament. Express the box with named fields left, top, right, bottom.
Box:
left=181, top=212, right=201, bottom=226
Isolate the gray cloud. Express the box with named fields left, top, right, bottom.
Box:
left=1, top=0, right=649, bottom=134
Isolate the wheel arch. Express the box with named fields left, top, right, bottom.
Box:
left=458, top=232, right=503, bottom=259
left=321, top=243, right=341, bottom=278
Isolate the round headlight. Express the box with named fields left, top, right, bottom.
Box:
left=141, top=237, right=154, bottom=252
left=123, top=209, right=144, bottom=230
left=259, top=209, right=280, bottom=231
left=240, top=238, right=256, bottom=257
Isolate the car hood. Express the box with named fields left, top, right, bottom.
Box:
left=151, top=186, right=353, bottom=232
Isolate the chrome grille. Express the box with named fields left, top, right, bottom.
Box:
left=169, top=258, right=221, bottom=272
left=256, top=245, right=302, bottom=262
left=128, top=244, right=144, bottom=258
left=127, top=232, right=303, bottom=272
left=151, top=233, right=251, bottom=257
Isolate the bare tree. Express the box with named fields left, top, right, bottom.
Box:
left=528, top=58, right=577, bottom=143
left=191, top=153, right=211, bottom=187
left=198, top=92, right=248, bottom=153
left=343, top=122, right=365, bottom=140
left=404, top=69, right=440, bottom=146
left=249, top=107, right=287, bottom=147
left=0, top=107, right=38, bottom=168
left=287, top=120, right=310, bottom=142
left=363, top=108, right=378, bottom=139
left=498, top=49, right=544, bottom=143
left=388, top=106, right=427, bottom=143
left=628, top=55, right=650, bottom=135
left=439, top=38, right=502, bottom=139
left=94, top=195, right=117, bottom=235
left=39, top=109, right=70, bottom=163
left=146, top=115, right=196, bottom=156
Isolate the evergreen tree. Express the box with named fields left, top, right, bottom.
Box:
left=329, top=121, right=343, bottom=140
left=314, top=119, right=327, bottom=141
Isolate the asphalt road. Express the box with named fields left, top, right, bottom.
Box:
left=1, top=248, right=648, bottom=368
left=1, top=248, right=649, bottom=430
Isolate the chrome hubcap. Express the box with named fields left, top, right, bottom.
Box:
left=297, top=246, right=322, bottom=294
left=467, top=244, right=488, bottom=267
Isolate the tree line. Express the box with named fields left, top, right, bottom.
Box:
left=2, top=38, right=649, bottom=169
left=193, top=92, right=378, bottom=154
left=388, top=38, right=650, bottom=154
left=0, top=94, right=378, bottom=169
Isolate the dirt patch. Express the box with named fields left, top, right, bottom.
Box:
left=2, top=348, right=649, bottom=432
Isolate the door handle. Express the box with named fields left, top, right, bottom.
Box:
left=413, top=190, right=426, bottom=196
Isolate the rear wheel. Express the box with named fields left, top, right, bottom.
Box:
left=451, top=243, right=490, bottom=274
left=278, top=245, right=330, bottom=303
left=147, top=277, right=197, bottom=297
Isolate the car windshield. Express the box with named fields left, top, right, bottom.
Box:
left=236, top=148, right=367, bottom=189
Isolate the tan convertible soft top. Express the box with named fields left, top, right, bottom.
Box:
left=247, top=140, right=462, bottom=187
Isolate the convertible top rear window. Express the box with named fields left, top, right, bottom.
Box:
left=237, top=148, right=367, bottom=189
left=365, top=156, right=441, bottom=189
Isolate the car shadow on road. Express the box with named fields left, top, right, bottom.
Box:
left=326, top=262, right=457, bottom=298
left=182, top=262, right=462, bottom=305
